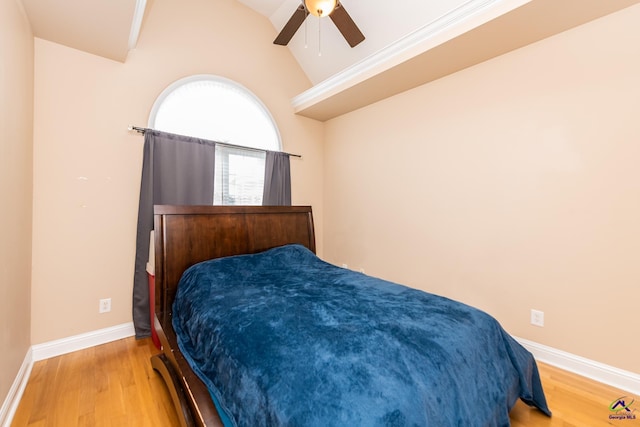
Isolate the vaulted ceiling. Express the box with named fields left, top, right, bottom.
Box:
left=239, top=0, right=483, bottom=84
left=20, top=0, right=640, bottom=121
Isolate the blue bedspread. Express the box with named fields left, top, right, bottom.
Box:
left=173, top=244, right=551, bottom=427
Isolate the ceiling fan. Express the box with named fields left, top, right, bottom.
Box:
left=273, top=0, right=365, bottom=48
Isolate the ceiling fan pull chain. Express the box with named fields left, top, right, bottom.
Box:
left=318, top=17, right=322, bottom=56
left=302, top=0, right=308, bottom=49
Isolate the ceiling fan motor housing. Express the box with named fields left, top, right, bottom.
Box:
left=305, top=0, right=337, bottom=17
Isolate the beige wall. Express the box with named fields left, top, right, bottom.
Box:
left=324, top=4, right=640, bottom=373
left=31, top=0, right=324, bottom=343
left=0, top=0, right=33, bottom=403
left=24, top=0, right=640, bottom=378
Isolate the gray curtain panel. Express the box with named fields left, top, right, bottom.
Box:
left=132, top=130, right=216, bottom=338
left=262, top=150, right=291, bottom=206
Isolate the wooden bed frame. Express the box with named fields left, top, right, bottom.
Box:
left=150, top=205, right=316, bottom=427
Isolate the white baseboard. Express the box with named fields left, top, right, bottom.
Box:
left=0, top=348, right=33, bottom=427
left=1, top=322, right=136, bottom=427
left=31, top=322, right=136, bottom=362
left=516, top=336, right=640, bottom=396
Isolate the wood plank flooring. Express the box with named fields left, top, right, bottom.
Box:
left=510, top=363, right=639, bottom=427
left=11, top=337, right=639, bottom=426
left=11, top=338, right=179, bottom=427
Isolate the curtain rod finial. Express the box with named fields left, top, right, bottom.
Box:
left=129, top=125, right=147, bottom=134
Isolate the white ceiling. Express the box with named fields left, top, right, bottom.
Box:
left=239, top=0, right=478, bottom=84
left=19, top=0, right=640, bottom=120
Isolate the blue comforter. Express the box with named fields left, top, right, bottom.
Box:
left=173, top=244, right=551, bottom=427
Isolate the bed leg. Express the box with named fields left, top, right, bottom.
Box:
left=151, top=353, right=197, bottom=427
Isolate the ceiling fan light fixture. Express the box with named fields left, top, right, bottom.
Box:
left=304, top=0, right=337, bottom=17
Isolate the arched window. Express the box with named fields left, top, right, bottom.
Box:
left=148, top=75, right=282, bottom=205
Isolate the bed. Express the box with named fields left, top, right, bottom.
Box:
left=150, top=205, right=551, bottom=427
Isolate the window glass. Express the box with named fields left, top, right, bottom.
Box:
left=149, top=75, right=281, bottom=205
left=214, top=145, right=266, bottom=205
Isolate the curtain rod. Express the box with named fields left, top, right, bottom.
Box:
left=128, top=126, right=302, bottom=158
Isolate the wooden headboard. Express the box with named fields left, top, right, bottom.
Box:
left=153, top=205, right=315, bottom=327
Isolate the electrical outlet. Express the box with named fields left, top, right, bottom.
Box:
left=99, top=298, right=111, bottom=313
left=530, top=309, right=544, bottom=327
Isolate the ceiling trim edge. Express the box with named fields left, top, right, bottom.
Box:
left=128, top=0, right=148, bottom=50
left=291, top=0, right=531, bottom=113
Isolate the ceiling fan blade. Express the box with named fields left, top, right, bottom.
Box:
left=329, top=3, right=365, bottom=48
left=274, top=5, right=309, bottom=46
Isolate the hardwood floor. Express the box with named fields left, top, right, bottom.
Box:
left=11, top=338, right=179, bottom=427
left=11, top=337, right=639, bottom=426
left=510, top=363, right=639, bottom=427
